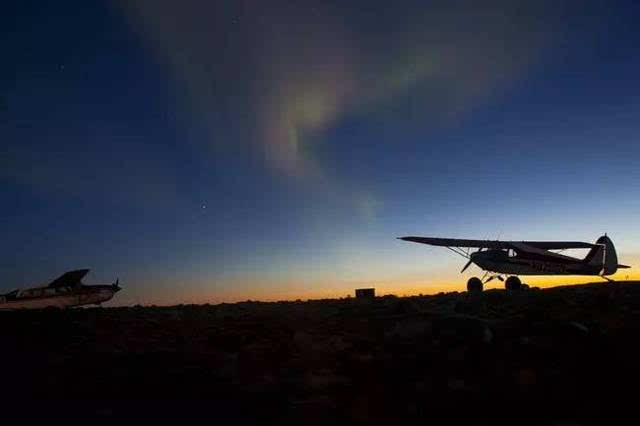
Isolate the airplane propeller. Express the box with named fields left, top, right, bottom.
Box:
left=460, top=247, right=485, bottom=273
left=112, top=278, right=122, bottom=293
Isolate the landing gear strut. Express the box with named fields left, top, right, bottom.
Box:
left=505, top=276, right=522, bottom=291
left=483, top=274, right=504, bottom=284
left=467, top=277, right=483, bottom=293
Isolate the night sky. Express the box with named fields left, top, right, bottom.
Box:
left=2, top=1, right=639, bottom=304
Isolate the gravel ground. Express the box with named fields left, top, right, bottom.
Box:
left=2, top=281, right=639, bottom=425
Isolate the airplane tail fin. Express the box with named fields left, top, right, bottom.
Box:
left=584, top=235, right=618, bottom=275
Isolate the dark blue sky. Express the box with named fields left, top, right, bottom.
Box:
left=2, top=1, right=639, bottom=303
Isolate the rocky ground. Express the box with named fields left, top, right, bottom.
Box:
left=2, top=282, right=640, bottom=425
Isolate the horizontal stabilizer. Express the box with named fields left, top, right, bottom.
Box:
left=618, top=264, right=631, bottom=269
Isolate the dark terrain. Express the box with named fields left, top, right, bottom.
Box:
left=3, top=282, right=640, bottom=425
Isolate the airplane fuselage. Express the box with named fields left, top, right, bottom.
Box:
left=471, top=249, right=604, bottom=276
left=0, top=285, right=118, bottom=310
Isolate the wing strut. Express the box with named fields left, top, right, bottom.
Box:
left=444, top=246, right=470, bottom=259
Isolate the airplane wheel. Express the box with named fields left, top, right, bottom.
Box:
left=505, top=276, right=522, bottom=291
left=467, top=277, right=483, bottom=293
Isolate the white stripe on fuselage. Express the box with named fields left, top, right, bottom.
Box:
left=0, top=290, right=115, bottom=310
left=475, top=259, right=578, bottom=275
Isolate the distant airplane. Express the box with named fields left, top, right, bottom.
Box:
left=0, top=269, right=121, bottom=310
left=398, top=234, right=630, bottom=292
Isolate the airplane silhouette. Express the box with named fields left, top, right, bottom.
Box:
left=0, top=269, right=121, bottom=309
left=398, top=234, right=630, bottom=292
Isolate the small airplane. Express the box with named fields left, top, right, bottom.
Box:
left=398, top=234, right=630, bottom=292
left=0, top=269, right=121, bottom=310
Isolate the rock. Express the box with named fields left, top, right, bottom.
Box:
left=293, top=331, right=313, bottom=349
left=514, top=368, right=537, bottom=388
left=306, top=370, right=350, bottom=390
left=447, top=378, right=470, bottom=391
left=350, top=394, right=372, bottom=424
left=385, top=320, right=432, bottom=341
left=447, top=346, right=468, bottom=362
left=328, top=335, right=351, bottom=352
left=483, top=325, right=493, bottom=344
left=569, top=321, right=589, bottom=334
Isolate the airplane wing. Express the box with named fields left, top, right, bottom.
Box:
left=47, top=269, right=90, bottom=288
left=509, top=242, right=582, bottom=262
left=398, top=237, right=510, bottom=249
left=517, top=241, right=598, bottom=250
left=398, top=237, right=598, bottom=250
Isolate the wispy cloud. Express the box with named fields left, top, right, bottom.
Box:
left=122, top=1, right=561, bottom=179
left=96, top=0, right=572, bottom=225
